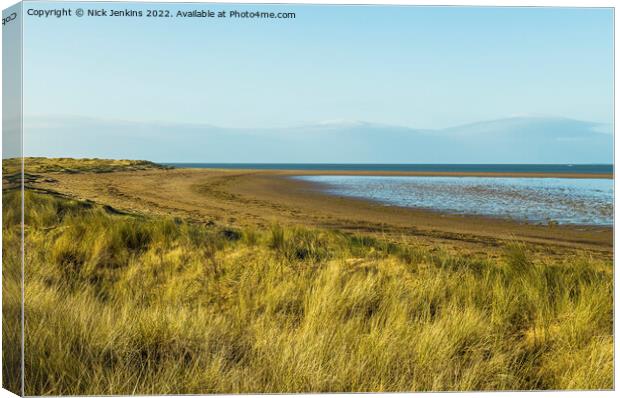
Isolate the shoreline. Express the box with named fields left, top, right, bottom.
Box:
left=173, top=167, right=613, bottom=179
left=30, top=167, right=613, bottom=256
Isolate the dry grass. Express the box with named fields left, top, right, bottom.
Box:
left=2, top=190, right=613, bottom=395
left=2, top=187, right=23, bottom=395
left=2, top=157, right=168, bottom=175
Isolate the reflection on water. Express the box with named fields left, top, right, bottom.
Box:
left=294, top=176, right=613, bottom=226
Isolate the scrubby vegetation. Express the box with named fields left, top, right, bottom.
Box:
left=2, top=190, right=613, bottom=394
left=2, top=157, right=168, bottom=175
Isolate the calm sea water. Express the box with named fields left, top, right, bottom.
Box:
left=294, top=175, right=613, bottom=226
left=163, top=163, right=612, bottom=174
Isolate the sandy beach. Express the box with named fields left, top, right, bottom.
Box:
left=29, top=167, right=612, bottom=257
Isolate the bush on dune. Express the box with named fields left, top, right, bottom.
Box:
left=2, top=190, right=613, bottom=395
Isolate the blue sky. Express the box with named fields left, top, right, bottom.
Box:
left=22, top=3, right=613, bottom=128
left=15, top=2, right=614, bottom=162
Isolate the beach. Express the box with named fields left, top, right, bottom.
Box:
left=30, top=167, right=613, bottom=256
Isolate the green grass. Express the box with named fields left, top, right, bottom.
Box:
left=2, top=190, right=613, bottom=394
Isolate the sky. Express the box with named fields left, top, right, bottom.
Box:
left=11, top=2, right=616, bottom=161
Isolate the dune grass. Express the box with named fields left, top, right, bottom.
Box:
left=2, top=189, right=613, bottom=394
left=2, top=157, right=168, bottom=175
left=2, top=187, right=23, bottom=395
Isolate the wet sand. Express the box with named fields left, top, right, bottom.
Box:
left=31, top=168, right=613, bottom=257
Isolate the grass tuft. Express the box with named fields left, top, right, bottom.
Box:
left=2, top=190, right=613, bottom=394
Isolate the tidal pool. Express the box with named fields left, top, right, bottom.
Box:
left=294, top=175, right=613, bottom=226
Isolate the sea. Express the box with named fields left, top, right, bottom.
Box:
left=163, top=163, right=612, bottom=174
left=162, top=164, right=614, bottom=226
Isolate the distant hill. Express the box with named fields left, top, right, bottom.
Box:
left=23, top=115, right=612, bottom=163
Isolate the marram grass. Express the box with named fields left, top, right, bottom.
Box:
left=2, top=190, right=613, bottom=395
left=2, top=157, right=168, bottom=175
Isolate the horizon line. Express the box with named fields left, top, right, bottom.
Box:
left=160, top=162, right=614, bottom=165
